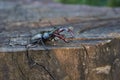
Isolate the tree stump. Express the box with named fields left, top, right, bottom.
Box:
left=0, top=1, right=120, bottom=80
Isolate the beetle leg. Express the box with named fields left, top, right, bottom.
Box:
left=39, top=39, right=52, bottom=58
left=38, top=38, right=48, bottom=50
left=27, top=43, right=37, bottom=48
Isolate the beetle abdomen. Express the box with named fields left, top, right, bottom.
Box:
left=31, top=34, right=42, bottom=40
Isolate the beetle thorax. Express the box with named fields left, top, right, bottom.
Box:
left=43, top=32, right=50, bottom=39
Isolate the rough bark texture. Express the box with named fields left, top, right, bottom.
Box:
left=1, top=39, right=120, bottom=80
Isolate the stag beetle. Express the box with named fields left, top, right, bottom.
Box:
left=27, top=27, right=74, bottom=48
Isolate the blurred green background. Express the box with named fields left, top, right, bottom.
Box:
left=54, top=0, right=120, bottom=7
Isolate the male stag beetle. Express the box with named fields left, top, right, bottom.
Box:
left=27, top=27, right=74, bottom=48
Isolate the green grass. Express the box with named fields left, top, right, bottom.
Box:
left=54, top=0, right=120, bottom=7
left=108, top=0, right=120, bottom=7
